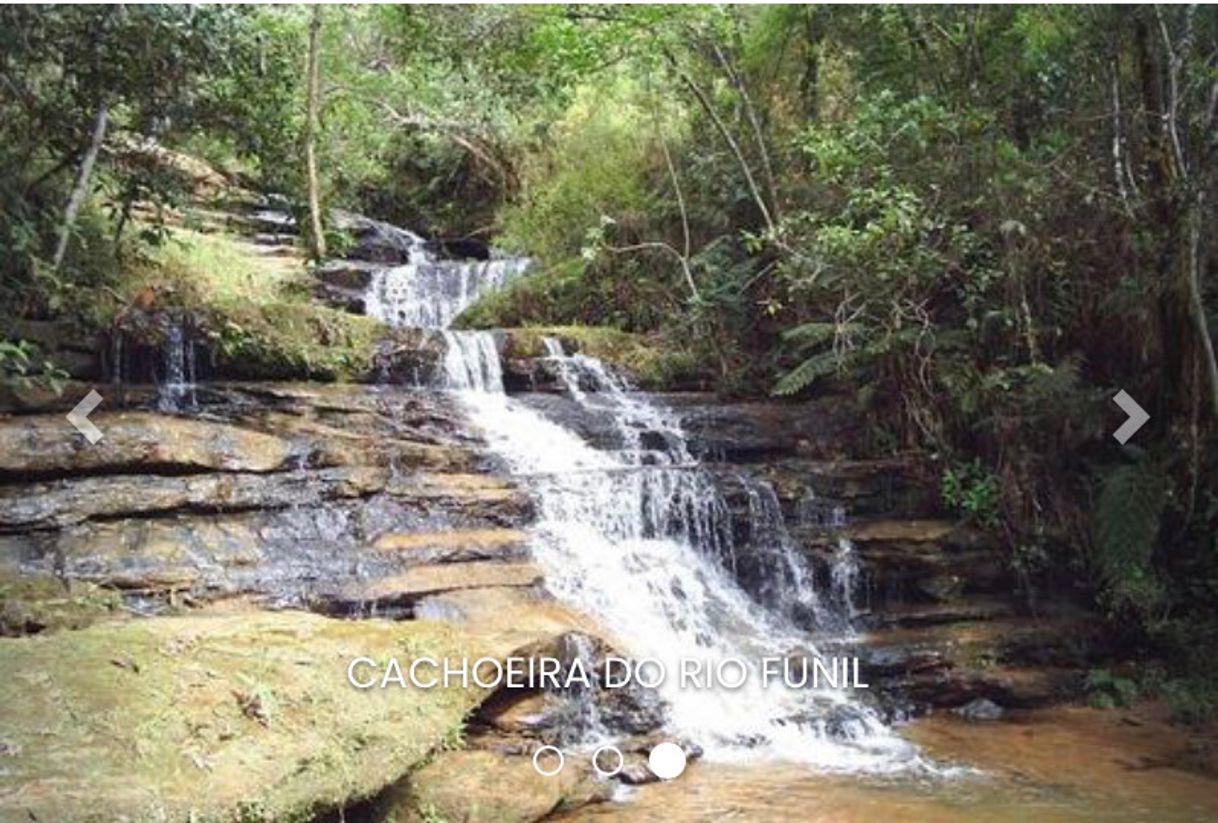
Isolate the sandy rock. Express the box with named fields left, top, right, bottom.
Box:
left=0, top=412, right=294, bottom=477
left=374, top=528, right=531, bottom=563
left=341, top=561, right=544, bottom=606
left=0, top=611, right=485, bottom=821
left=378, top=748, right=610, bottom=823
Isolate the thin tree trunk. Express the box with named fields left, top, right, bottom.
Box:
left=305, top=5, right=326, bottom=260
left=52, top=101, right=108, bottom=270
left=659, top=134, right=696, bottom=300
left=711, top=41, right=781, bottom=224
left=664, top=49, right=774, bottom=235
left=1184, top=195, right=1218, bottom=417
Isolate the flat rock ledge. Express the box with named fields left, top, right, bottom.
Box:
left=0, top=608, right=581, bottom=821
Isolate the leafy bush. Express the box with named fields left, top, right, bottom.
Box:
left=1093, top=460, right=1167, bottom=620
left=941, top=459, right=1001, bottom=528
left=1084, top=667, right=1139, bottom=709
left=0, top=339, right=69, bottom=396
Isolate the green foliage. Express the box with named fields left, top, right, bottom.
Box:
left=207, top=301, right=381, bottom=382
left=0, top=339, right=69, bottom=396
left=0, top=5, right=289, bottom=304
left=498, top=80, right=663, bottom=262
left=1085, top=665, right=1217, bottom=724
left=1160, top=677, right=1218, bottom=725
left=1084, top=668, right=1139, bottom=710
left=941, top=459, right=1001, bottom=528
left=1093, top=460, right=1167, bottom=619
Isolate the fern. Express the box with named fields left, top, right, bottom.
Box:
left=781, top=321, right=839, bottom=347
left=773, top=350, right=845, bottom=396
left=1093, top=461, right=1166, bottom=616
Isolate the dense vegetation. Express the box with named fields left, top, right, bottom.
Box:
left=2, top=4, right=1216, bottom=715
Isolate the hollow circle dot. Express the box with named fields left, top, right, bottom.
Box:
left=647, top=741, right=687, bottom=780
left=591, top=744, right=624, bottom=778
left=532, top=745, right=564, bottom=777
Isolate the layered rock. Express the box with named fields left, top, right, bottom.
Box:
left=0, top=384, right=533, bottom=618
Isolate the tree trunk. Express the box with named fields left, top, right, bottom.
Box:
left=1184, top=195, right=1218, bottom=417
left=711, top=41, right=781, bottom=224
left=51, top=101, right=108, bottom=270
left=305, top=5, right=326, bottom=260
left=664, top=49, right=774, bottom=235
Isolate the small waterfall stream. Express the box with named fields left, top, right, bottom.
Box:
left=362, top=242, right=916, bottom=770
left=157, top=315, right=196, bottom=413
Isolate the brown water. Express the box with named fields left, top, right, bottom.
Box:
left=556, top=707, right=1218, bottom=822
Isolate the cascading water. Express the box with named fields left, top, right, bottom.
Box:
left=363, top=240, right=530, bottom=330
left=363, top=244, right=918, bottom=770
left=831, top=538, right=862, bottom=621
left=157, top=317, right=196, bottom=413
left=736, top=472, right=832, bottom=631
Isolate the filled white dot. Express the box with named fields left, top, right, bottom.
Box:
left=647, top=742, right=687, bottom=780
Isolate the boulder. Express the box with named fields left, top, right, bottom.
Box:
left=0, top=611, right=487, bottom=821
left=331, top=209, right=427, bottom=263
left=376, top=749, right=609, bottom=822
left=314, top=259, right=383, bottom=291
left=954, top=697, right=1006, bottom=721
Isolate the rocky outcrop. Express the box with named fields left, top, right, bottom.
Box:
left=0, top=385, right=533, bottom=618
left=0, top=412, right=295, bottom=478
left=0, top=611, right=481, bottom=821
left=331, top=209, right=428, bottom=263
left=313, top=259, right=384, bottom=314
left=0, top=603, right=617, bottom=822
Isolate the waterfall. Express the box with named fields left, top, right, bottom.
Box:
left=737, top=473, right=831, bottom=631
left=831, top=538, right=862, bottom=621
left=362, top=244, right=915, bottom=770
left=157, top=316, right=196, bottom=413
left=458, top=348, right=908, bottom=768
left=440, top=330, right=503, bottom=392
left=364, top=249, right=530, bottom=331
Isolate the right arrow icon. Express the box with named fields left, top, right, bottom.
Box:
left=1112, top=389, right=1149, bottom=444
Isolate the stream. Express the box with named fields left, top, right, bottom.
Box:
left=356, top=238, right=1218, bottom=820
left=4, top=211, right=1215, bottom=821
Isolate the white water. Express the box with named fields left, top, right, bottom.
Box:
left=363, top=246, right=918, bottom=771
left=831, top=538, right=862, bottom=622
left=738, top=472, right=834, bottom=632
left=364, top=244, right=530, bottom=329
left=157, top=318, right=196, bottom=412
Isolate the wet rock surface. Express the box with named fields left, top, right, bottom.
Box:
left=0, top=384, right=533, bottom=616
left=0, top=361, right=1106, bottom=820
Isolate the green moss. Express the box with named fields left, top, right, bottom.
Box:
left=100, top=223, right=387, bottom=382
left=150, top=226, right=309, bottom=306
left=503, top=325, right=712, bottom=391
left=0, top=570, right=121, bottom=636
left=455, top=260, right=589, bottom=331
left=206, top=299, right=384, bottom=381
left=0, top=611, right=486, bottom=821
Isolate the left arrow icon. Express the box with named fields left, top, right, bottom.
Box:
left=67, top=389, right=105, bottom=444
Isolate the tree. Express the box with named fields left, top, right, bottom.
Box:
left=305, top=4, right=325, bottom=259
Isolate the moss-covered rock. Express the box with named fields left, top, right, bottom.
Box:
left=377, top=749, right=610, bottom=823
left=0, top=571, right=120, bottom=636
left=0, top=611, right=488, bottom=821
left=498, top=325, right=712, bottom=391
